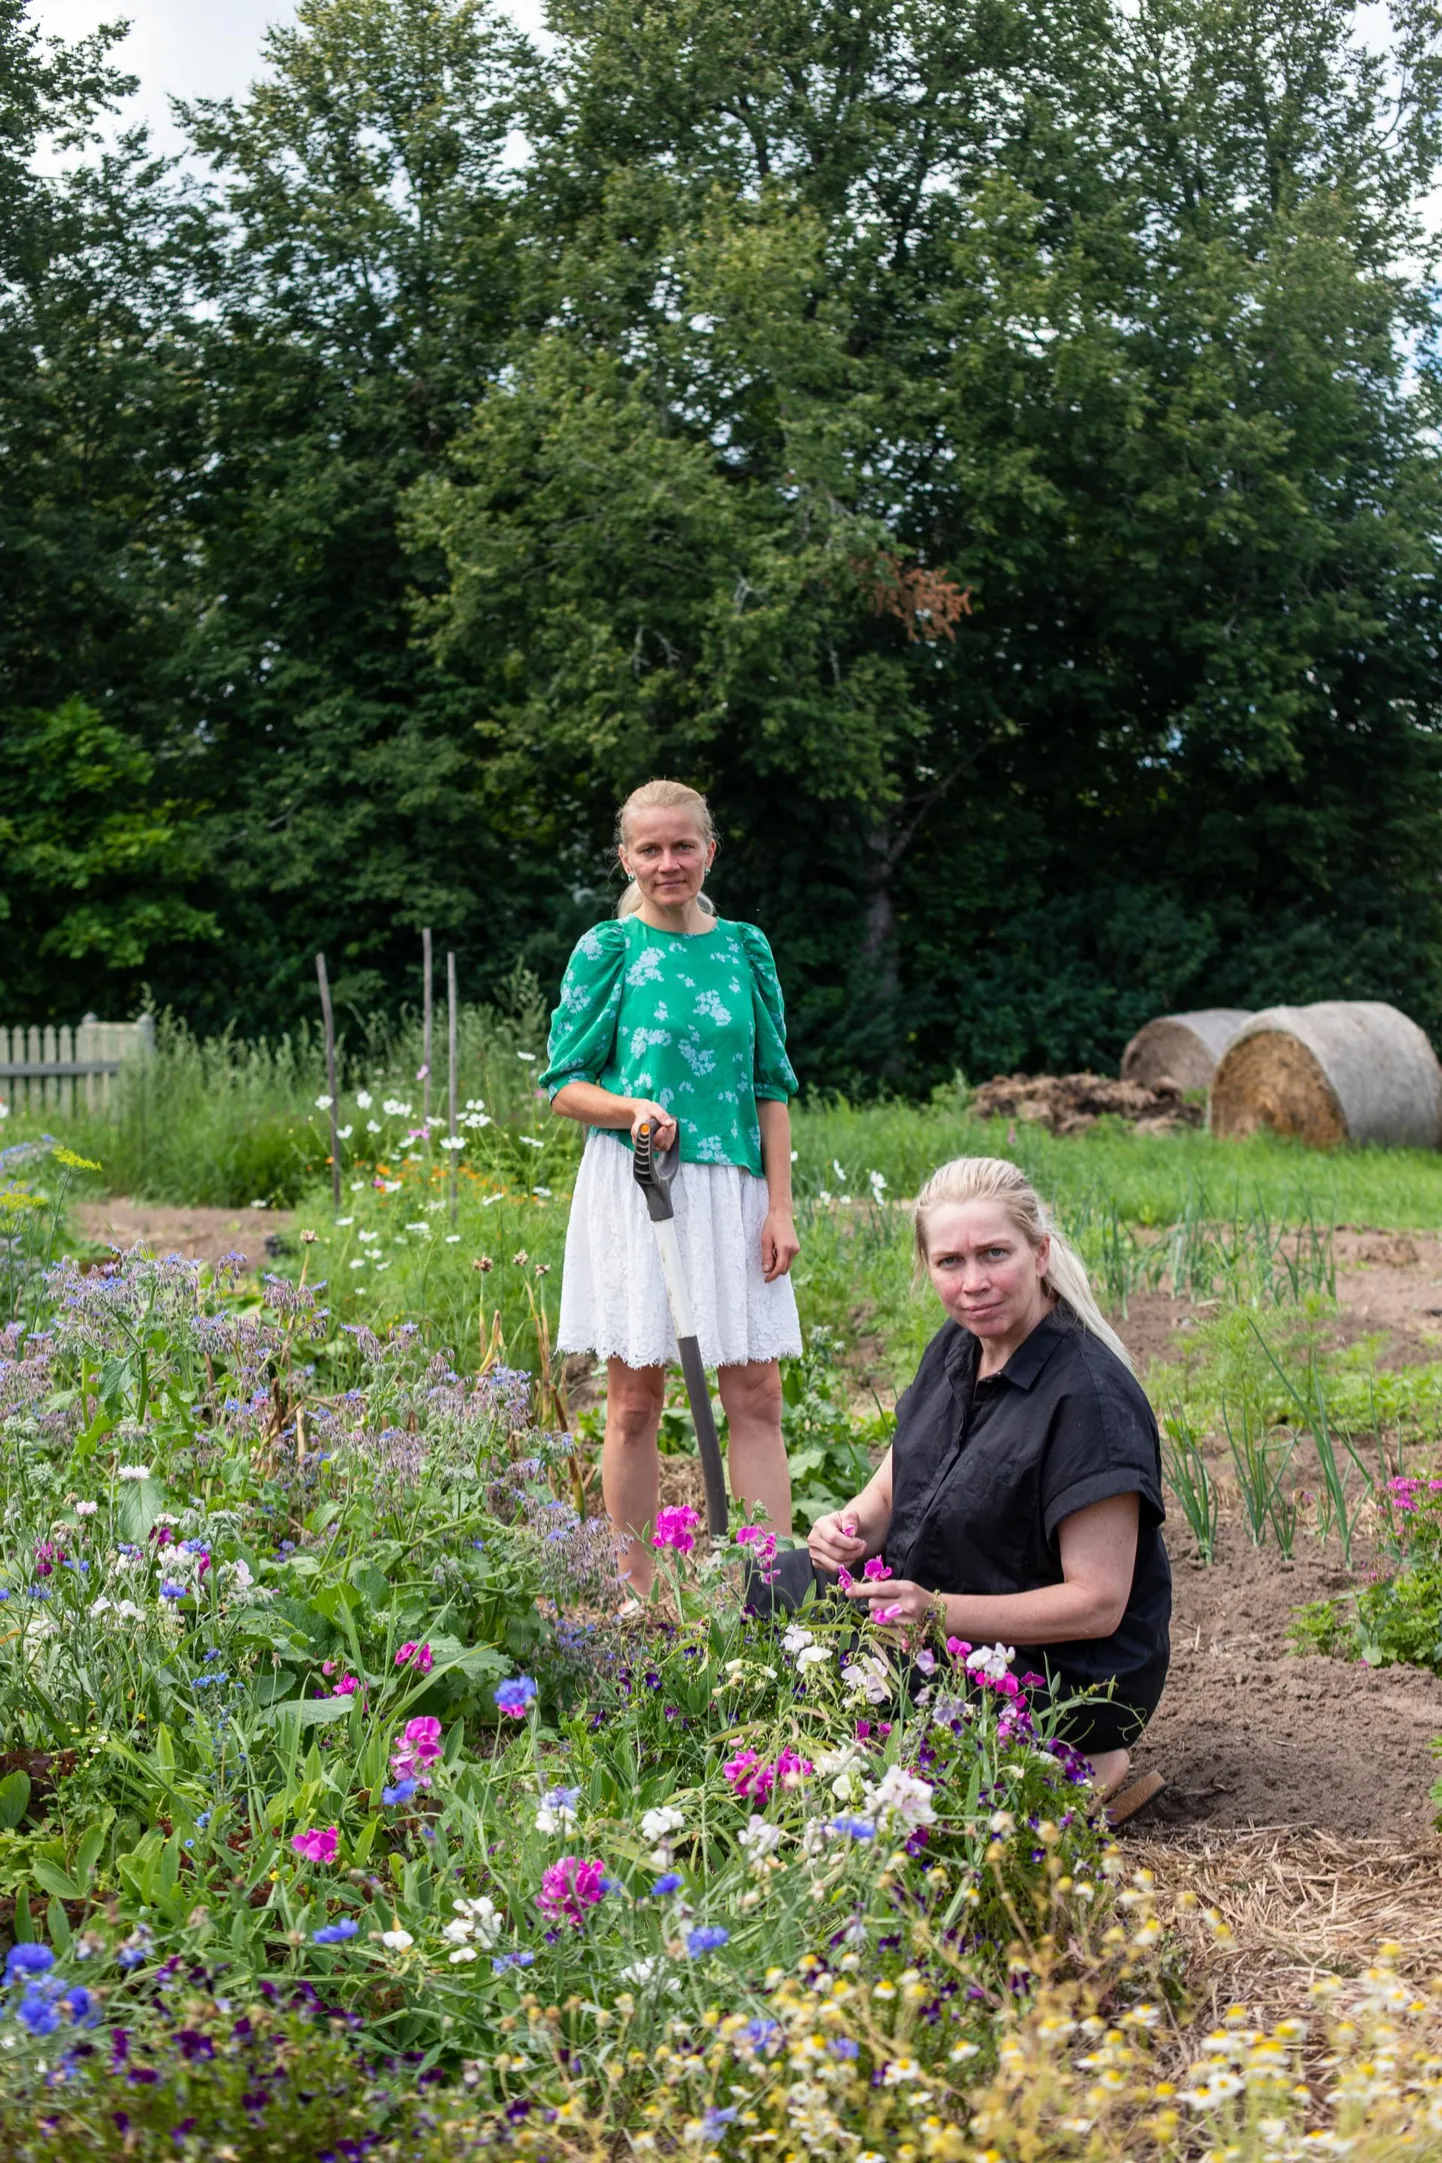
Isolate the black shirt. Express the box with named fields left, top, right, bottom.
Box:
left=883, top=1306, right=1171, bottom=1715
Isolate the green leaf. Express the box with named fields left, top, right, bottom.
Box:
left=46, top=1898, right=72, bottom=1954
left=0, top=1771, right=32, bottom=1831
left=30, top=1859, right=81, bottom=1900
left=266, top=1695, right=353, bottom=1729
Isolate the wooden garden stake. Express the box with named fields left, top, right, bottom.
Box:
left=315, top=951, right=341, bottom=1211
left=447, top=948, right=459, bottom=1227
left=422, top=927, right=433, bottom=1126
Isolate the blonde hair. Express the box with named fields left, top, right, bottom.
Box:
left=615, top=778, right=718, bottom=920
left=912, top=1155, right=1134, bottom=1372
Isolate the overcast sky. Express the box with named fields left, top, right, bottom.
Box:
left=28, top=0, right=548, bottom=161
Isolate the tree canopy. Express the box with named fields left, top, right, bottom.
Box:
left=4, top=0, right=1442, bottom=1087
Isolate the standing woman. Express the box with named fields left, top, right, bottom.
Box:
left=541, top=779, right=801, bottom=1594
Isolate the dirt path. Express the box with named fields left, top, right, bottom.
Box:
left=74, top=1198, right=292, bottom=1271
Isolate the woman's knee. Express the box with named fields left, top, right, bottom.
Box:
left=718, top=1359, right=782, bottom=1426
left=606, top=1363, right=665, bottom=1445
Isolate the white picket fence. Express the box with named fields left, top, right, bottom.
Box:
left=0, top=1016, right=154, bottom=1117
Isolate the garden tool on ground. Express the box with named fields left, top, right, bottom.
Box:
left=632, top=1119, right=729, bottom=1538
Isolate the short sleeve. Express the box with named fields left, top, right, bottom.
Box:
left=538, top=922, right=628, bottom=1098
left=735, top=922, right=799, bottom=1102
left=1040, top=1364, right=1165, bottom=1545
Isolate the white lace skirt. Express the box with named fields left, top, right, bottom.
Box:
left=557, top=1131, right=802, bottom=1370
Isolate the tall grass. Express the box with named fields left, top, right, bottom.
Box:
left=2, top=973, right=553, bottom=1208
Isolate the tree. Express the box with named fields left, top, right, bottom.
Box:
left=414, top=0, right=1442, bottom=1083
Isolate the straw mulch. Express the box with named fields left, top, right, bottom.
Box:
left=1134, top=1825, right=1442, bottom=2022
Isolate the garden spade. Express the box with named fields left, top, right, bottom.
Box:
left=632, top=1119, right=729, bottom=1538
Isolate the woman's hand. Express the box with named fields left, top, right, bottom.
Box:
left=807, top=1510, right=869, bottom=1575
left=841, top=1577, right=940, bottom=1634
left=628, top=1099, right=677, bottom=1149
left=760, top=1208, right=800, bottom=1283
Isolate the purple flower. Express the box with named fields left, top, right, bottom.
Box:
left=651, top=1873, right=682, bottom=1897
left=495, top=1675, right=537, bottom=1718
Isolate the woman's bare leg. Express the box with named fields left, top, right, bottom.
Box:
left=1088, top=1747, right=1130, bottom=1799
left=716, top=1359, right=792, bottom=1533
left=604, top=1358, right=666, bottom=1597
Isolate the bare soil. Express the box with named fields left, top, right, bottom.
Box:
left=74, top=1198, right=293, bottom=1271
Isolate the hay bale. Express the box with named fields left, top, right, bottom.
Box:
left=1209, top=1002, right=1442, bottom=1149
left=1122, top=1010, right=1253, bottom=1092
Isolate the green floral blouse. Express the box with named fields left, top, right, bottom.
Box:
left=539, top=916, right=798, bottom=1175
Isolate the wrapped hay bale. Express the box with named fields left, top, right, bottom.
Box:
left=1121, top=1009, right=1253, bottom=1092
left=1209, top=1002, right=1442, bottom=1149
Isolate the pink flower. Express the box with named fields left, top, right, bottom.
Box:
left=945, top=1637, right=973, bottom=1660
left=723, top=1747, right=812, bottom=1802
left=537, top=1856, right=610, bottom=1927
left=395, top=1642, right=434, bottom=1674
left=331, top=1674, right=360, bottom=1698
left=723, top=1750, right=761, bottom=1797
left=837, top=1565, right=854, bottom=1589
left=291, top=1827, right=338, bottom=1864
left=390, top=1715, right=444, bottom=1786
left=862, top=1556, right=892, bottom=1582
left=653, top=1506, right=700, bottom=1554
left=874, top=1602, right=903, bottom=1624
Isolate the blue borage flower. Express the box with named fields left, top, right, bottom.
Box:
left=382, top=1778, right=418, bottom=1806
left=651, top=1873, right=683, bottom=1897
left=685, top=1926, right=729, bottom=1957
left=5, top=1945, right=53, bottom=1985
left=828, top=1815, right=878, bottom=1841
left=494, top=1674, right=537, bottom=1716
left=491, top=1949, right=536, bottom=1973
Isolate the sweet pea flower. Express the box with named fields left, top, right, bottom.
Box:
left=536, top=1856, right=609, bottom=1927
left=395, top=1641, right=434, bottom=1674
left=652, top=1506, right=700, bottom=1555
left=291, top=1827, right=339, bottom=1864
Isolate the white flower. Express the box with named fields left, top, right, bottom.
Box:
left=382, top=1098, right=412, bottom=1118
left=797, top=1645, right=832, bottom=1671
left=641, top=1805, right=685, bottom=1845
left=335, top=1215, right=354, bottom=1226
left=73, top=1500, right=98, bottom=1518
left=356, top=1090, right=373, bottom=1110
left=532, top=1186, right=552, bottom=1199
left=350, top=1180, right=366, bottom=1192
left=964, top=1643, right=1015, bottom=1684
left=116, top=1465, right=151, bottom=1483
left=882, top=2056, right=921, bottom=2085
left=315, top=1094, right=333, bottom=1110
left=465, top=1097, right=486, bottom=1111
left=516, top=1051, right=537, bottom=1062
left=366, top=1120, right=382, bottom=1134
left=448, top=1946, right=478, bottom=1964
left=115, top=1599, right=144, bottom=1622
left=868, top=1169, right=888, bottom=1193
left=441, top=1917, right=474, bottom=1945
left=864, top=1765, right=936, bottom=1834
left=737, top=1818, right=783, bottom=1857
left=438, top=1135, right=465, bottom=1151
left=224, top=1559, right=254, bottom=1592
left=380, top=1927, right=412, bottom=1951
left=249, top=1198, right=269, bottom=1209
left=445, top=1234, right=460, bottom=1244
left=0, top=1103, right=8, bottom=1120
left=453, top=1896, right=502, bottom=1946
left=349, top=1259, right=367, bottom=1270
left=518, top=1134, right=544, bottom=1149
left=840, top=1653, right=891, bottom=1704
left=336, top=1124, right=353, bottom=1140
left=88, top=1596, right=112, bottom=1618
left=781, top=1625, right=815, bottom=1656
left=619, top=1956, right=679, bottom=1991
left=358, top=1229, right=379, bottom=1244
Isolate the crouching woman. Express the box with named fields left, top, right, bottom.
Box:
left=806, top=1156, right=1171, bottom=1801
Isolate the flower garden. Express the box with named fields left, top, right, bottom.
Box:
left=8, top=1104, right=1442, bottom=2157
